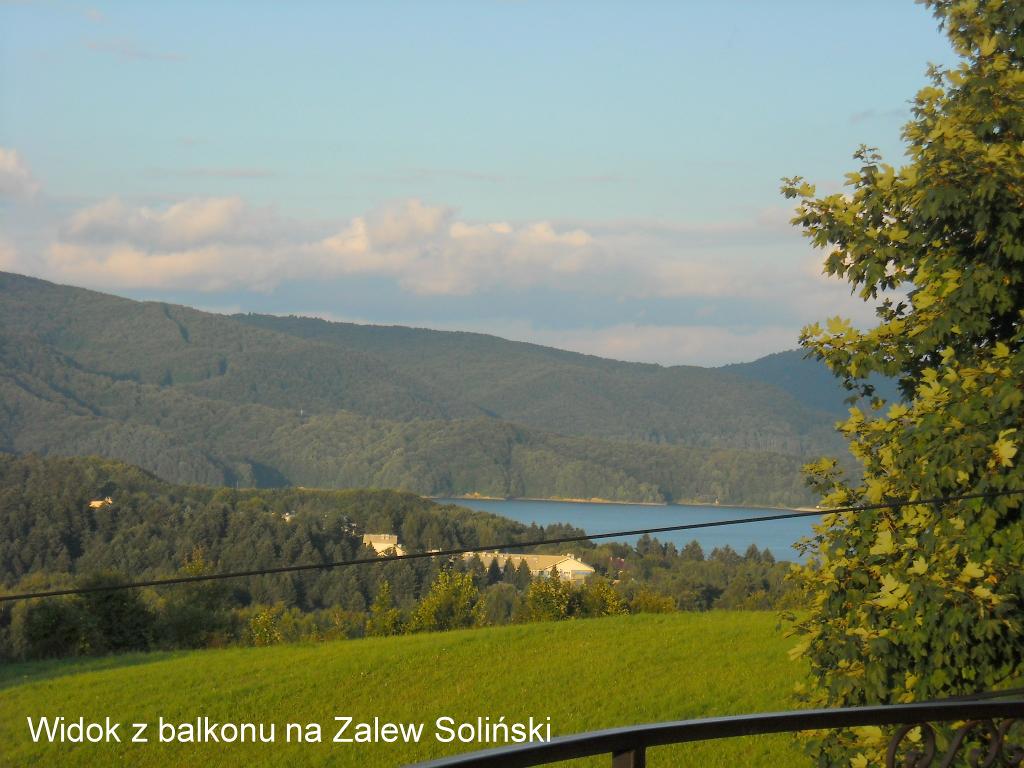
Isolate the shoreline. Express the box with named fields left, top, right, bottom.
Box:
left=432, top=494, right=807, bottom=513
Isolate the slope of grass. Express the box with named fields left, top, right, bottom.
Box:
left=0, top=612, right=807, bottom=767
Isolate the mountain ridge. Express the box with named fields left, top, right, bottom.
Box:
left=0, top=271, right=867, bottom=505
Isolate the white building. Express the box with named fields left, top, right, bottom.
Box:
left=362, top=533, right=406, bottom=557
left=465, top=551, right=595, bottom=584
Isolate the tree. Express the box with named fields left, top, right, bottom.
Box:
left=578, top=579, right=627, bottom=618
left=629, top=587, right=675, bottom=614
left=525, top=574, right=571, bottom=622
left=77, top=573, right=154, bottom=653
left=708, top=545, right=741, bottom=567
left=680, top=540, right=704, bottom=561
left=10, top=598, right=91, bottom=660
left=247, top=606, right=284, bottom=646
left=366, top=581, right=403, bottom=637
left=409, top=569, right=479, bottom=632
left=465, top=553, right=487, bottom=587
left=475, top=583, right=520, bottom=626
left=485, top=557, right=503, bottom=586
left=782, top=2, right=1024, bottom=764
left=514, top=561, right=533, bottom=590
left=157, top=547, right=229, bottom=649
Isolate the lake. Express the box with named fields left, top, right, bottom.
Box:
left=439, top=498, right=821, bottom=562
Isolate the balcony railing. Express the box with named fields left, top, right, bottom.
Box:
left=412, top=698, right=1024, bottom=768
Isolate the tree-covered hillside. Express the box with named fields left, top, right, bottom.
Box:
left=235, top=311, right=848, bottom=453
left=0, top=454, right=795, bottom=615
left=721, top=349, right=900, bottom=416
left=0, top=336, right=813, bottom=503
left=0, top=271, right=861, bottom=504
left=0, top=453, right=548, bottom=602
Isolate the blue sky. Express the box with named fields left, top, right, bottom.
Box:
left=0, top=1, right=958, bottom=365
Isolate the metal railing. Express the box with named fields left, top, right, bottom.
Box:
left=411, top=698, right=1024, bottom=768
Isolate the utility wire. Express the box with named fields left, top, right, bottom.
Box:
left=1, top=488, right=1021, bottom=604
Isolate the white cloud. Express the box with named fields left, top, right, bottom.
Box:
left=48, top=242, right=277, bottom=292
left=38, top=196, right=606, bottom=296
left=16, top=193, right=880, bottom=324
left=41, top=196, right=320, bottom=291
left=314, top=200, right=598, bottom=296
left=0, top=148, right=40, bottom=200
left=64, top=197, right=251, bottom=248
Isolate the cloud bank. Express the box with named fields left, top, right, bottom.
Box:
left=1, top=145, right=877, bottom=364
left=33, top=194, right=833, bottom=305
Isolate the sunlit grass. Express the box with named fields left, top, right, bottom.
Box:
left=0, top=612, right=807, bottom=767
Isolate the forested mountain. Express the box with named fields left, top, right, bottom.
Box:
left=235, top=312, right=847, bottom=452
left=721, top=350, right=901, bottom=416
left=0, top=271, right=869, bottom=505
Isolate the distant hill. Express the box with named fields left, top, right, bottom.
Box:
left=234, top=313, right=846, bottom=452
left=0, top=271, right=876, bottom=505
left=722, top=350, right=900, bottom=416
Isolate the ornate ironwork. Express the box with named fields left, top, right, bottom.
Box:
left=412, top=699, right=1024, bottom=768
left=887, top=723, right=937, bottom=767
left=887, top=718, right=1023, bottom=767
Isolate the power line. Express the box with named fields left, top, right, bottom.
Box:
left=1, top=488, right=1021, bottom=604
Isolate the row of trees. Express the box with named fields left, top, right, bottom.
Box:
left=367, top=569, right=629, bottom=636
left=0, top=536, right=791, bottom=661
left=1, top=568, right=630, bottom=660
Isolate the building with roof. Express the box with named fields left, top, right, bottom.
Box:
left=465, top=551, right=595, bottom=584
left=362, top=533, right=406, bottom=557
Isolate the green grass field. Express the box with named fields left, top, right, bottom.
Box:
left=0, top=612, right=807, bottom=767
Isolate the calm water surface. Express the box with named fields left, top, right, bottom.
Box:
left=439, top=498, right=820, bottom=562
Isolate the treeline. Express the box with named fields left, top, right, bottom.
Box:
left=0, top=455, right=800, bottom=660
left=2, top=540, right=793, bottom=661
left=0, top=454, right=555, bottom=609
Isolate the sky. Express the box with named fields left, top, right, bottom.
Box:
left=0, top=1, right=959, bottom=366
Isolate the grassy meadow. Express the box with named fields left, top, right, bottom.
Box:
left=0, top=612, right=807, bottom=767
